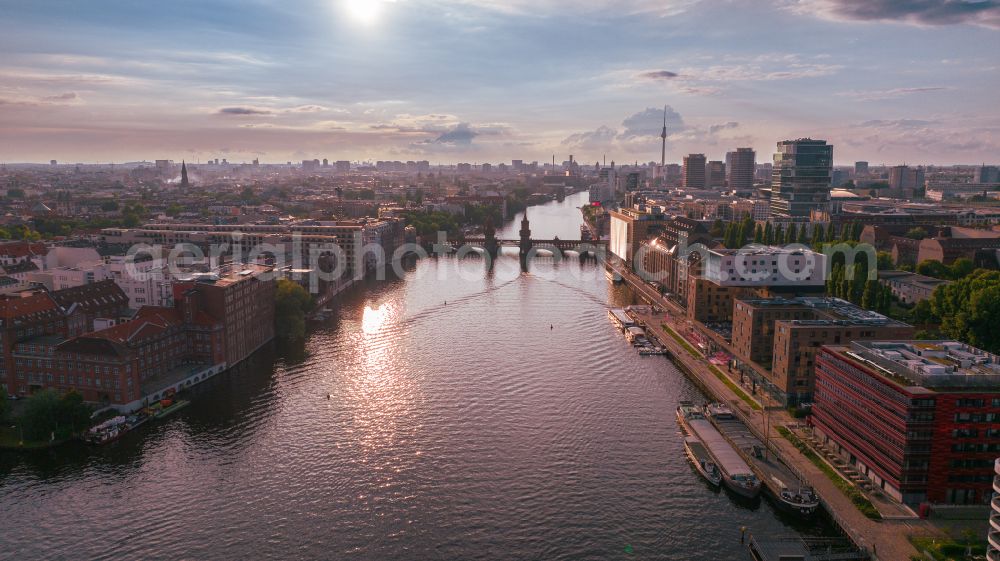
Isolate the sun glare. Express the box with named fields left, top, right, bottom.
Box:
left=343, top=0, right=384, bottom=25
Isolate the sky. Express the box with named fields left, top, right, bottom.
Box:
left=1, top=0, right=999, bottom=165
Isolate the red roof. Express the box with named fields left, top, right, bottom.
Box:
left=0, top=241, right=46, bottom=259
left=0, top=291, right=59, bottom=321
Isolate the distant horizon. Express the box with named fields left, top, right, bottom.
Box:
left=2, top=157, right=996, bottom=168
left=2, top=1, right=998, bottom=164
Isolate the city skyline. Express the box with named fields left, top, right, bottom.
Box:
left=2, top=0, right=999, bottom=164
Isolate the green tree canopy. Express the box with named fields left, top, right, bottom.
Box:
left=275, top=279, right=314, bottom=342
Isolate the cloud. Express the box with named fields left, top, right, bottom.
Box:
left=433, top=122, right=477, bottom=145
left=709, top=121, right=740, bottom=134
left=837, top=86, right=949, bottom=101
left=433, top=0, right=701, bottom=17
left=42, top=92, right=78, bottom=102
left=620, top=106, right=684, bottom=138
left=561, top=125, right=619, bottom=149
left=855, top=119, right=936, bottom=128
left=217, top=106, right=273, bottom=116
left=637, top=70, right=680, bottom=80
left=790, top=0, right=1000, bottom=29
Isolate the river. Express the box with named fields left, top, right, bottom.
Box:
left=0, top=191, right=837, bottom=560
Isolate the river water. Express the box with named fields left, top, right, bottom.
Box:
left=0, top=191, right=836, bottom=560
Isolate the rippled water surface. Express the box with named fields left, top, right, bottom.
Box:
left=0, top=192, right=836, bottom=560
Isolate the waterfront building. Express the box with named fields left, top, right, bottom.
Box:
left=731, top=297, right=913, bottom=405
left=769, top=139, right=833, bottom=220
left=3, top=264, right=272, bottom=409
left=608, top=204, right=669, bottom=266
left=683, top=154, right=707, bottom=189
left=172, top=264, right=275, bottom=369
left=814, top=341, right=1000, bottom=505
left=685, top=246, right=827, bottom=324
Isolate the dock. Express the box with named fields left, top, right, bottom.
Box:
left=606, top=257, right=920, bottom=560
left=749, top=536, right=870, bottom=561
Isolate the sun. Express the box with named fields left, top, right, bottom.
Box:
left=343, top=0, right=384, bottom=25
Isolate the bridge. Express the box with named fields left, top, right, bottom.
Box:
left=427, top=212, right=607, bottom=260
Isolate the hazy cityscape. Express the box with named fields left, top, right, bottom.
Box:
left=3, top=2, right=1000, bottom=561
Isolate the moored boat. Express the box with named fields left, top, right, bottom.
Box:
left=684, top=415, right=762, bottom=499
left=683, top=436, right=722, bottom=487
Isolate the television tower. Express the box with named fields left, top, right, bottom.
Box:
left=660, top=105, right=668, bottom=168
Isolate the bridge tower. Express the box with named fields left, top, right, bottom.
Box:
left=519, top=211, right=532, bottom=258
left=484, top=216, right=499, bottom=260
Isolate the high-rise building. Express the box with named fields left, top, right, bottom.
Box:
left=769, top=139, right=833, bottom=220
left=726, top=148, right=756, bottom=192
left=335, top=160, right=351, bottom=173
left=855, top=161, right=869, bottom=176
left=974, top=164, right=1000, bottom=184
left=682, top=154, right=706, bottom=189
left=706, top=161, right=726, bottom=189
left=889, top=165, right=925, bottom=197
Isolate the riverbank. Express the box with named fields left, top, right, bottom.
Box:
left=607, top=258, right=928, bottom=561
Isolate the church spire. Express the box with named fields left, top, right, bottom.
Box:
left=180, top=160, right=190, bottom=188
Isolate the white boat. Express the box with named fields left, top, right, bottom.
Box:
left=675, top=401, right=705, bottom=431
left=705, top=402, right=735, bottom=420
left=607, top=308, right=635, bottom=329
left=684, top=436, right=722, bottom=487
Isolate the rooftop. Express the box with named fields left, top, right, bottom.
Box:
left=739, top=296, right=910, bottom=327
left=841, top=340, right=1000, bottom=390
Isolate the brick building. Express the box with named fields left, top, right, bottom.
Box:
left=814, top=341, right=1000, bottom=505
left=732, top=297, right=913, bottom=404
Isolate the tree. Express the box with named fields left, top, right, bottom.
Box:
left=709, top=219, right=725, bottom=238
left=916, top=259, right=952, bottom=280
left=904, top=227, right=928, bottom=240
left=58, top=390, right=92, bottom=433
left=949, top=257, right=975, bottom=279
left=774, top=224, right=785, bottom=246
left=20, top=390, right=62, bottom=441
left=850, top=222, right=864, bottom=241
left=825, top=223, right=838, bottom=243
left=274, top=279, right=314, bottom=342
left=763, top=222, right=774, bottom=245
left=797, top=222, right=809, bottom=244
left=876, top=251, right=894, bottom=271
left=785, top=223, right=797, bottom=245
left=812, top=224, right=824, bottom=246
left=753, top=223, right=764, bottom=244
left=861, top=279, right=879, bottom=311
left=738, top=215, right=755, bottom=247
left=929, top=270, right=1000, bottom=353
left=723, top=222, right=739, bottom=249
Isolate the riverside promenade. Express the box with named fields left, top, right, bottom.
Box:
left=607, top=260, right=931, bottom=561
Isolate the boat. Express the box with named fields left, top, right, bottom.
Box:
left=607, top=308, right=636, bottom=330
left=155, top=399, right=191, bottom=419
left=638, top=346, right=669, bottom=356
left=684, top=436, right=722, bottom=487
left=682, top=411, right=762, bottom=499
left=625, top=326, right=646, bottom=344
left=749, top=445, right=821, bottom=516
left=705, top=402, right=735, bottom=420
left=675, top=400, right=701, bottom=427
left=83, top=413, right=150, bottom=445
